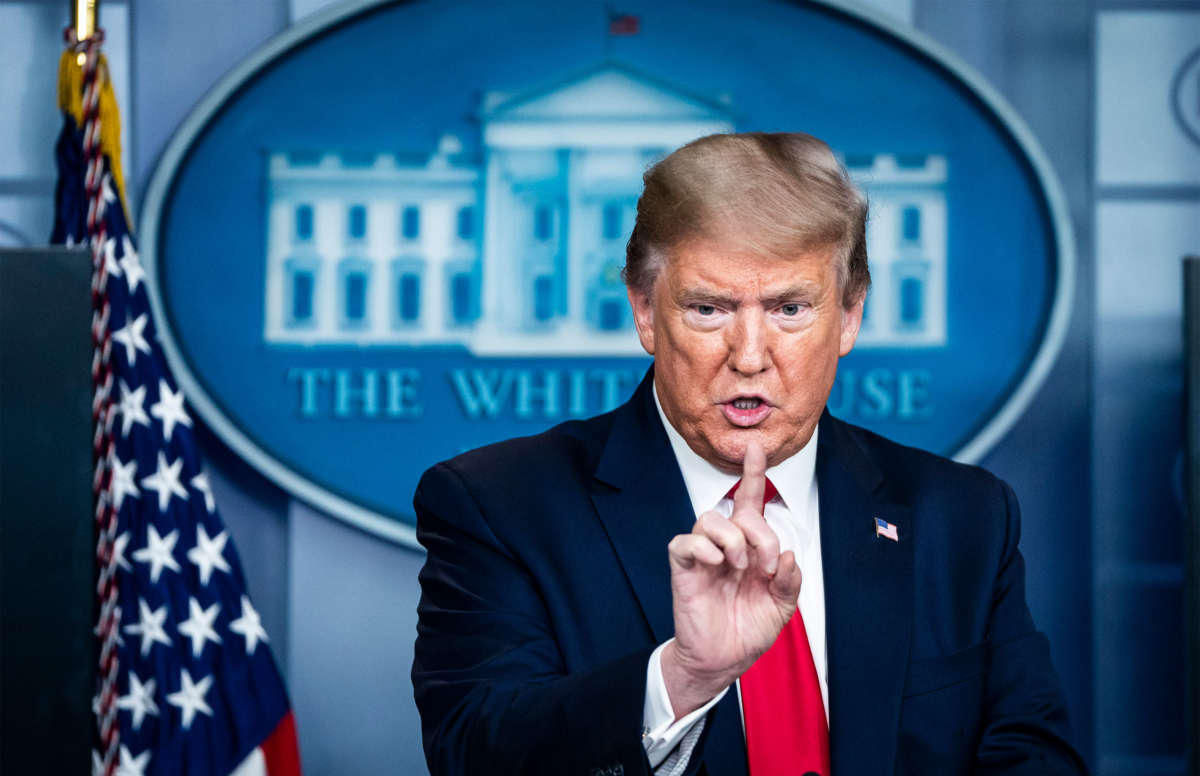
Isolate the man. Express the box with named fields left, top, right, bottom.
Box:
left=411, top=132, right=1086, bottom=775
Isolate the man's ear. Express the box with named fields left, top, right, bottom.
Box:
left=627, top=284, right=656, bottom=356
left=839, top=290, right=865, bottom=357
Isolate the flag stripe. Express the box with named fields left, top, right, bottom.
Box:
left=262, top=712, right=302, bottom=776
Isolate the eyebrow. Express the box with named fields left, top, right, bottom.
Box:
left=761, top=284, right=821, bottom=306
left=674, top=288, right=739, bottom=307
left=675, top=283, right=821, bottom=308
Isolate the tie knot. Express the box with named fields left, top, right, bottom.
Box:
left=726, top=477, right=779, bottom=510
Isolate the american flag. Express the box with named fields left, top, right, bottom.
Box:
left=874, top=517, right=899, bottom=543
left=607, top=10, right=640, bottom=36
left=52, top=32, right=300, bottom=776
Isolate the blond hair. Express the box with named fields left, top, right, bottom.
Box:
left=624, top=132, right=869, bottom=308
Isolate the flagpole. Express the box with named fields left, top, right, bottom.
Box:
left=603, top=2, right=612, bottom=57
left=66, top=2, right=121, bottom=776
left=73, top=0, right=99, bottom=47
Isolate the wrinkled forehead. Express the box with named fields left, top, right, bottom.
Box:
left=655, top=238, right=843, bottom=295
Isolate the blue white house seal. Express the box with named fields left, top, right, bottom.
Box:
left=141, top=0, right=1074, bottom=547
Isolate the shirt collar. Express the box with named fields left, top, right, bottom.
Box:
left=652, top=379, right=819, bottom=516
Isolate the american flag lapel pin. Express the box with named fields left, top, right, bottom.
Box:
left=874, top=516, right=899, bottom=542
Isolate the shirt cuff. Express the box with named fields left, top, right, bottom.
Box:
left=642, top=639, right=729, bottom=768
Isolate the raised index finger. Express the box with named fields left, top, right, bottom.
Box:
left=733, top=438, right=767, bottom=517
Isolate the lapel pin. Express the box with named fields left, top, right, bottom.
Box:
left=874, top=516, right=899, bottom=542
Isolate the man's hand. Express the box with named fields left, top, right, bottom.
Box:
left=660, top=439, right=804, bottom=719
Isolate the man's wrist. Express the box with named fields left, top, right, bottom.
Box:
left=659, top=640, right=736, bottom=720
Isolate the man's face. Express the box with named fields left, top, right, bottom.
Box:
left=629, top=240, right=863, bottom=472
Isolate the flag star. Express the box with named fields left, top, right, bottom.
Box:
left=229, top=595, right=269, bottom=655
left=116, top=744, right=150, bottom=776
left=150, top=380, right=192, bottom=442
left=132, top=524, right=181, bottom=582
left=109, top=455, right=140, bottom=511
left=191, top=471, right=216, bottom=513
left=112, top=531, right=132, bottom=571
left=103, top=235, right=123, bottom=279
left=123, top=597, right=172, bottom=657
left=166, top=669, right=214, bottom=730
left=188, top=525, right=231, bottom=585
left=140, top=452, right=188, bottom=512
left=112, top=313, right=151, bottom=366
left=117, top=380, right=151, bottom=437
left=116, top=672, right=159, bottom=730
left=118, top=236, right=145, bottom=293
left=102, top=173, right=117, bottom=205
left=177, top=597, right=222, bottom=658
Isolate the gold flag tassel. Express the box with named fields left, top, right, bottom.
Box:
left=57, top=41, right=132, bottom=228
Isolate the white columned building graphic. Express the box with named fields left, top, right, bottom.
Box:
left=263, top=62, right=948, bottom=354
left=849, top=153, right=949, bottom=347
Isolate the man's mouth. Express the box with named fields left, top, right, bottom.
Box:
left=721, top=396, right=772, bottom=427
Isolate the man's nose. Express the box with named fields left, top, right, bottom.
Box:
left=727, top=309, right=770, bottom=375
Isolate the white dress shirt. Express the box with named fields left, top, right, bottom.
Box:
left=642, top=384, right=827, bottom=770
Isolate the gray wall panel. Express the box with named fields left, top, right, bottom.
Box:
left=287, top=500, right=426, bottom=776
left=917, top=0, right=1097, bottom=761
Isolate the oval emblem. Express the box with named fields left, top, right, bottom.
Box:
left=142, top=0, right=1074, bottom=547
left=1173, top=46, right=1200, bottom=147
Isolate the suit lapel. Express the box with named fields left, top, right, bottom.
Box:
left=591, top=370, right=696, bottom=644
left=817, top=412, right=913, bottom=775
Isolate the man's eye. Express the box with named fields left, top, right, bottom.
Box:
left=779, top=303, right=802, bottom=316
left=695, top=304, right=717, bottom=316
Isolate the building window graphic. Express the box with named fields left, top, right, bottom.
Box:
left=894, top=261, right=930, bottom=331
left=263, top=65, right=946, bottom=352
left=390, top=258, right=424, bottom=326
left=901, top=206, right=921, bottom=243
left=602, top=203, right=623, bottom=240
left=348, top=204, right=367, bottom=240
left=533, top=274, right=555, bottom=321
left=398, top=273, right=420, bottom=322
left=451, top=273, right=473, bottom=323
left=534, top=205, right=554, bottom=242
left=456, top=206, right=474, bottom=241
left=585, top=257, right=630, bottom=332
left=598, top=298, right=624, bottom=330
left=295, top=204, right=314, bottom=241
left=346, top=273, right=367, bottom=321
left=402, top=206, right=420, bottom=241
left=284, top=256, right=319, bottom=328
left=339, top=258, right=371, bottom=328
left=446, top=261, right=480, bottom=326
left=294, top=272, right=314, bottom=320
left=900, top=277, right=923, bottom=325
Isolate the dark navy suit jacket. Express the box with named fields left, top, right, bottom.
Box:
left=411, top=370, right=1086, bottom=775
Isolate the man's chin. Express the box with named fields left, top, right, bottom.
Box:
left=702, top=432, right=775, bottom=473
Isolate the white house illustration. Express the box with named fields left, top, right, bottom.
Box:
left=846, top=153, right=948, bottom=347
left=263, top=61, right=947, bottom=354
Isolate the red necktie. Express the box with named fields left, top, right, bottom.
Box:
left=729, top=477, right=830, bottom=776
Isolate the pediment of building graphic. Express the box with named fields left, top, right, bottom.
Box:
left=480, top=60, right=736, bottom=122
